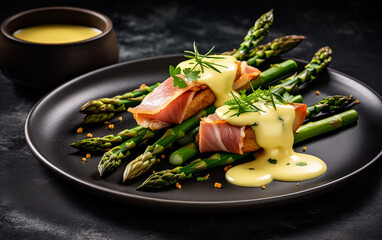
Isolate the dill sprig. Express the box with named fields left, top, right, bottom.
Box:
left=169, top=42, right=226, bottom=88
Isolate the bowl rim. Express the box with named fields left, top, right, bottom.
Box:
left=0, top=6, right=114, bottom=46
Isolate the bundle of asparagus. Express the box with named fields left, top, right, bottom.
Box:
left=69, top=9, right=359, bottom=192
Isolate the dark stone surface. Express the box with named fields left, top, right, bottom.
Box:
left=1, top=0, right=381, bottom=239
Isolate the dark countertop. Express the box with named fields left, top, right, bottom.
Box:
left=1, top=1, right=381, bottom=239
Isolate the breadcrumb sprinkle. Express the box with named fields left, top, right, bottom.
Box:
left=175, top=182, right=182, bottom=189
left=224, top=165, right=232, bottom=172
left=118, top=116, right=123, bottom=122
left=315, top=90, right=320, bottom=95
left=140, top=84, right=147, bottom=88
left=86, top=133, right=93, bottom=138
left=355, top=99, right=360, bottom=104
left=108, top=124, right=114, bottom=129
left=303, top=146, right=307, bottom=151
left=214, top=182, right=222, bottom=189
left=261, top=184, right=266, bottom=189
left=86, top=153, right=91, bottom=159
left=104, top=121, right=111, bottom=125
left=82, top=158, right=87, bottom=162
left=76, top=127, right=83, bottom=134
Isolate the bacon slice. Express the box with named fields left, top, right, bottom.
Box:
left=128, top=77, right=201, bottom=129
left=128, top=61, right=260, bottom=130
left=233, top=61, right=261, bottom=91
left=198, top=103, right=307, bottom=154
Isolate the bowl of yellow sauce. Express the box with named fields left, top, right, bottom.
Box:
left=0, top=6, right=119, bottom=90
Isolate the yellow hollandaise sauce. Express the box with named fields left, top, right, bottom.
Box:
left=13, top=24, right=102, bottom=44
left=177, top=55, right=238, bottom=107
left=215, top=103, right=327, bottom=187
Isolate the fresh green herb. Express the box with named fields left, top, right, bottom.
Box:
left=196, top=176, right=208, bottom=181
left=184, top=42, right=226, bottom=73
left=286, top=163, right=290, bottom=165
left=224, top=87, right=295, bottom=117
left=169, top=65, right=188, bottom=88
left=248, top=167, right=255, bottom=170
left=169, top=42, right=226, bottom=88
left=296, top=162, right=308, bottom=166
left=252, top=122, right=259, bottom=126
left=268, top=158, right=277, bottom=164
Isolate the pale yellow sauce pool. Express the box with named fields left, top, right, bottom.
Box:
left=13, top=24, right=102, bottom=44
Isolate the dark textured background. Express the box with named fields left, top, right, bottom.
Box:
left=1, top=0, right=381, bottom=239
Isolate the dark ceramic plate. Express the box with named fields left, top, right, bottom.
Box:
left=25, top=55, right=382, bottom=212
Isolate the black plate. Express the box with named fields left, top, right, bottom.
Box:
left=25, top=54, right=382, bottom=212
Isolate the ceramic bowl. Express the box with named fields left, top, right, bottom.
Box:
left=0, top=6, right=119, bottom=90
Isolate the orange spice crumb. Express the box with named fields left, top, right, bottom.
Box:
left=108, top=124, right=115, bottom=129
left=86, top=133, right=93, bottom=138
left=296, top=182, right=300, bottom=186
left=82, top=158, right=87, bottom=162
left=140, top=83, right=147, bottom=88
left=175, top=182, right=182, bottom=189
left=156, top=158, right=160, bottom=163
left=161, top=154, right=166, bottom=159
left=224, top=165, right=232, bottom=172
left=118, top=116, right=123, bottom=122
left=76, top=127, right=83, bottom=134
left=205, top=174, right=210, bottom=180
left=303, top=146, right=307, bottom=151
left=350, top=94, right=353, bottom=98
left=152, top=170, right=156, bottom=174
left=214, top=182, right=222, bottom=189
left=86, top=153, right=91, bottom=159
left=315, top=90, right=320, bottom=95
left=261, top=184, right=266, bottom=190
left=355, top=99, right=360, bottom=104
left=104, top=121, right=111, bottom=125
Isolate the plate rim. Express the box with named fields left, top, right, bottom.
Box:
left=24, top=54, right=382, bottom=211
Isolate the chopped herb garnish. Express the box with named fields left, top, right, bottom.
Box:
left=196, top=176, right=208, bottom=181
left=248, top=167, right=255, bottom=170
left=268, top=158, right=277, bottom=164
left=252, top=122, right=259, bottom=126
left=296, top=162, right=308, bottom=166
left=286, top=163, right=290, bottom=165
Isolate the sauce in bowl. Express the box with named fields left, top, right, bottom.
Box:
left=13, top=24, right=102, bottom=44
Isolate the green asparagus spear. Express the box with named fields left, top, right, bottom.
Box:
left=70, top=125, right=146, bottom=152
left=98, top=128, right=158, bottom=176
left=80, top=83, right=160, bottom=114
left=82, top=112, right=116, bottom=125
left=245, top=35, right=306, bottom=66
left=306, top=95, right=354, bottom=118
left=137, top=109, right=359, bottom=191
left=232, top=9, right=274, bottom=60
left=272, top=46, right=332, bottom=95
left=168, top=94, right=354, bottom=166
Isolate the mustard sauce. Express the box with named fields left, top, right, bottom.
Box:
left=216, top=103, right=327, bottom=187
left=13, top=24, right=102, bottom=44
